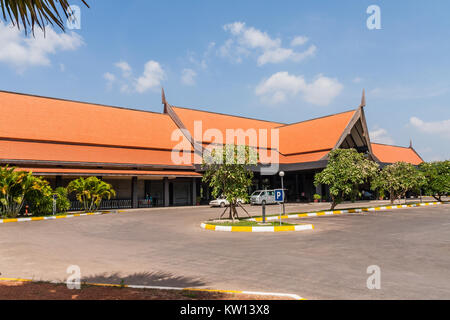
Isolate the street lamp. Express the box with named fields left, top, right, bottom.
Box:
left=279, top=171, right=285, bottom=215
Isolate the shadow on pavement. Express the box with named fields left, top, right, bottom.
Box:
left=82, top=271, right=206, bottom=288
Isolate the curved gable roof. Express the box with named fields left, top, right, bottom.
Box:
left=371, top=143, right=423, bottom=165
left=278, top=110, right=356, bottom=155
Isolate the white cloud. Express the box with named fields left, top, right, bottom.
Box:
left=115, top=61, right=132, bottom=78
left=255, top=72, right=343, bottom=106
left=410, top=117, right=450, bottom=139
left=103, top=72, right=116, bottom=89
left=353, top=77, right=363, bottom=83
left=220, top=21, right=316, bottom=66
left=224, top=22, right=280, bottom=50
left=181, top=68, right=197, bottom=86
left=291, top=36, right=308, bottom=47
left=187, top=42, right=216, bottom=70
left=135, top=60, right=166, bottom=93
left=103, top=72, right=116, bottom=82
left=255, top=72, right=305, bottom=104
left=302, top=74, right=343, bottom=106
left=218, top=39, right=250, bottom=63
left=370, top=128, right=395, bottom=145
left=0, top=21, right=84, bottom=71
left=257, top=45, right=316, bottom=66
left=104, top=60, right=165, bottom=94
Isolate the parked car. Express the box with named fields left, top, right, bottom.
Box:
left=250, top=190, right=277, bottom=205
left=209, top=196, right=246, bottom=207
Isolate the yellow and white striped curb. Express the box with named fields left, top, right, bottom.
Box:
left=201, top=222, right=314, bottom=232
left=0, top=277, right=304, bottom=300
left=250, top=201, right=443, bottom=222
left=0, top=211, right=109, bottom=224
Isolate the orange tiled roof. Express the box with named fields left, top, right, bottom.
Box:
left=371, top=143, right=423, bottom=165
left=16, top=167, right=201, bottom=177
left=280, top=150, right=330, bottom=164
left=278, top=110, right=356, bottom=155
left=171, top=106, right=283, bottom=148
left=0, top=91, right=425, bottom=168
left=0, top=91, right=190, bottom=151
left=0, top=140, right=193, bottom=167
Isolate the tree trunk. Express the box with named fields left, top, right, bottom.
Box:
left=330, top=195, right=337, bottom=211
left=390, top=191, right=394, bottom=204
left=432, top=195, right=441, bottom=201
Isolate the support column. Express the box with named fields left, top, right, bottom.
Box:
left=163, top=178, right=170, bottom=207
left=55, top=175, right=63, bottom=188
left=131, top=177, right=138, bottom=208
left=295, top=174, right=299, bottom=201
left=192, top=178, right=197, bottom=206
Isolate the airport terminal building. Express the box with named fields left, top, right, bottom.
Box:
left=0, top=90, right=423, bottom=209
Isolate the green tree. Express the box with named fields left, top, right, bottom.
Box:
left=202, top=145, right=257, bottom=221
left=67, top=177, right=116, bottom=212
left=314, top=149, right=379, bottom=210
left=25, top=177, right=53, bottom=215
left=54, top=186, right=71, bottom=213
left=0, top=166, right=49, bottom=217
left=372, top=162, right=426, bottom=204
left=419, top=160, right=450, bottom=201
left=1, top=0, right=89, bottom=34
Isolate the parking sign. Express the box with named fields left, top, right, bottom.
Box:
left=275, top=189, right=284, bottom=202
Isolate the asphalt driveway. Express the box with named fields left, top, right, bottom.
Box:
left=0, top=202, right=448, bottom=299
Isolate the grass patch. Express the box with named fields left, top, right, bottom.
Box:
left=208, top=220, right=295, bottom=227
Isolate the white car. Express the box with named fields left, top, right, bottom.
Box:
left=209, top=197, right=246, bottom=207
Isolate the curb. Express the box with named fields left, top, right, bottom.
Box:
left=0, top=277, right=304, bottom=300
left=201, top=222, right=314, bottom=232
left=0, top=211, right=108, bottom=224
left=250, top=201, right=443, bottom=222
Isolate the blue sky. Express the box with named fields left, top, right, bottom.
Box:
left=0, top=0, right=449, bottom=161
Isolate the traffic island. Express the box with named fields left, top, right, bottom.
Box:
left=201, top=220, right=314, bottom=232
left=248, top=201, right=443, bottom=222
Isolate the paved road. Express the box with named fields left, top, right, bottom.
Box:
left=0, top=202, right=448, bottom=299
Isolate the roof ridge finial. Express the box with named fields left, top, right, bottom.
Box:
left=360, top=88, right=366, bottom=108
left=162, top=87, right=169, bottom=113
left=409, top=138, right=413, bottom=149
left=162, top=87, right=167, bottom=105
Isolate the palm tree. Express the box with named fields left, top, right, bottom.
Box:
left=67, top=177, right=116, bottom=212
left=1, top=0, right=89, bottom=34
left=0, top=166, right=47, bottom=217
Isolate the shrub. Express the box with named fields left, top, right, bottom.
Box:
left=0, top=166, right=50, bottom=218
left=67, top=177, right=116, bottom=212
left=54, top=187, right=71, bottom=213
left=26, top=179, right=54, bottom=216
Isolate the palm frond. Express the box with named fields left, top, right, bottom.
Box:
left=0, top=0, right=89, bottom=35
